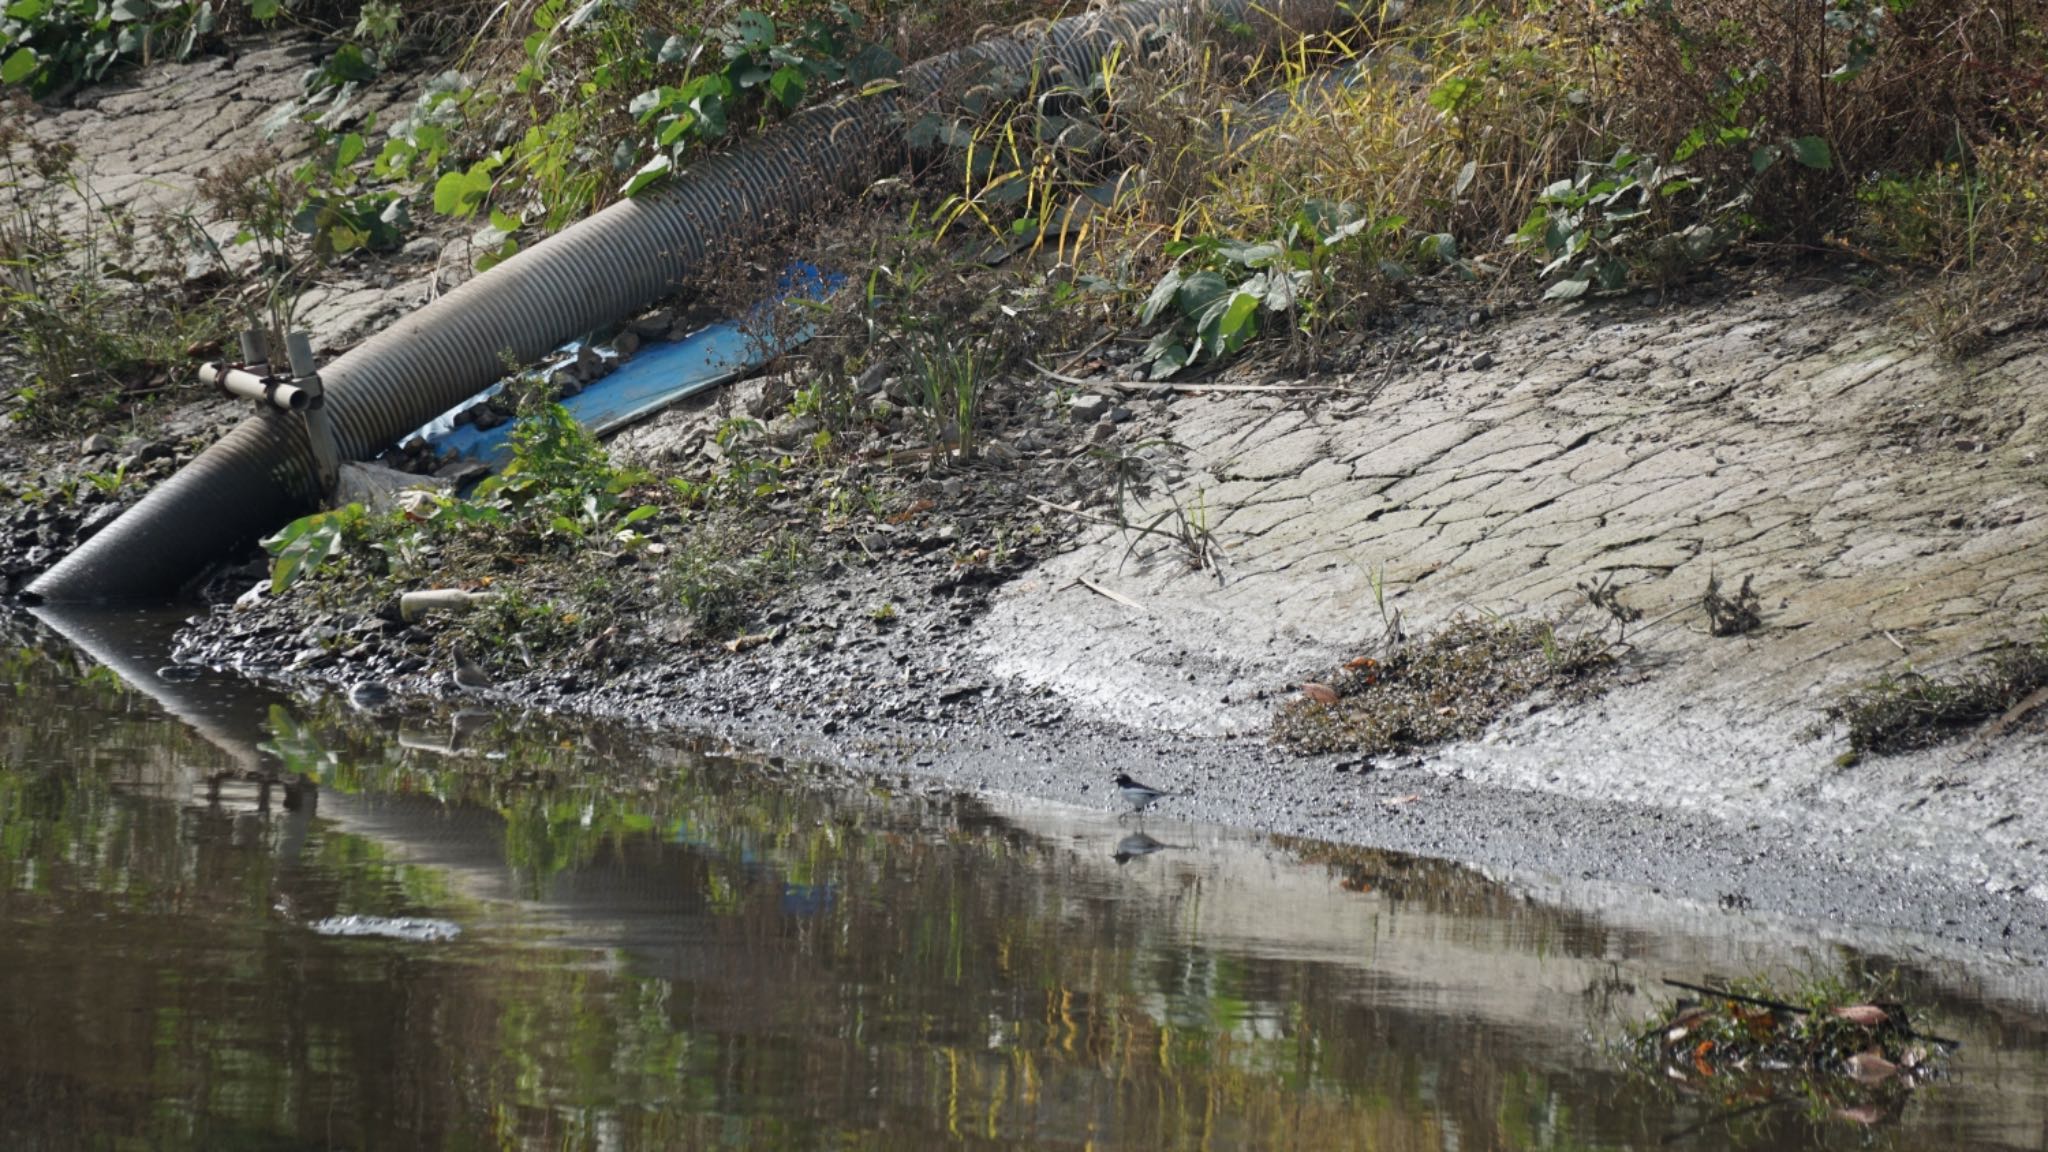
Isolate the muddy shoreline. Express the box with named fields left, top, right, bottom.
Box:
left=8, top=40, right=2048, bottom=981
left=153, top=604, right=2048, bottom=975
left=10, top=272, right=2046, bottom=977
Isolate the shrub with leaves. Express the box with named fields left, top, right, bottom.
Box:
left=1518, top=148, right=1740, bottom=299
left=0, top=0, right=253, bottom=94
left=1136, top=199, right=1415, bottom=377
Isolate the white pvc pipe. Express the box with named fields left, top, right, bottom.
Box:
left=200, top=362, right=310, bottom=412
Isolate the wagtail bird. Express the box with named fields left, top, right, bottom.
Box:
left=450, top=647, right=493, bottom=694
left=1112, top=772, right=1186, bottom=817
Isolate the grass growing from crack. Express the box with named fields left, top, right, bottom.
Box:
left=1272, top=616, right=1616, bottom=758
left=1822, top=622, right=2048, bottom=760
left=1702, top=571, right=1762, bottom=637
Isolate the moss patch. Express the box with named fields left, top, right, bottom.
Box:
left=1271, top=616, right=1617, bottom=757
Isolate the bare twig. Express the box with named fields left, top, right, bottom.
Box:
left=1074, top=575, right=1147, bottom=612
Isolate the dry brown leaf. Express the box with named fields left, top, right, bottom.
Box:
left=1832, top=1004, right=1889, bottom=1028
left=1300, top=682, right=1340, bottom=705
left=1846, top=1049, right=1899, bottom=1083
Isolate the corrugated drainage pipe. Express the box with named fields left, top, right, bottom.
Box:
left=25, top=0, right=1348, bottom=602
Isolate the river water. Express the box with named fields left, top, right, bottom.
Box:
left=3, top=606, right=2047, bottom=1151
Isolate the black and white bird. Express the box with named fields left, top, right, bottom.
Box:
left=1112, top=772, right=1187, bottom=817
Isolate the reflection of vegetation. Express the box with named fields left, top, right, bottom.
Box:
left=5, top=615, right=2041, bottom=1150
left=1276, top=835, right=1526, bottom=916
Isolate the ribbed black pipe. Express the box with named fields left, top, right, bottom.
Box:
left=27, top=0, right=1344, bottom=601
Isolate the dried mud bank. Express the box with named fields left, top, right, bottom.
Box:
left=970, top=276, right=2048, bottom=945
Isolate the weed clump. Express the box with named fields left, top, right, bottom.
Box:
left=1702, top=572, right=1762, bottom=637
left=1634, top=971, right=1953, bottom=1115
left=1272, top=616, right=1616, bottom=758
left=1822, top=624, right=2048, bottom=760
left=0, top=94, right=228, bottom=431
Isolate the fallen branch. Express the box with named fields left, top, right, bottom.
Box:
left=1074, top=575, right=1147, bottom=612
left=1661, top=979, right=1961, bottom=1050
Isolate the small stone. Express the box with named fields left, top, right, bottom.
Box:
left=1089, top=418, right=1117, bottom=443
left=1469, top=351, right=1495, bottom=371
left=611, top=329, right=641, bottom=360
left=1068, top=393, right=1109, bottom=423
left=1106, top=405, right=1134, bottom=424
left=80, top=434, right=115, bottom=456
left=401, top=236, right=443, bottom=260
left=76, top=504, right=123, bottom=541
left=629, top=308, right=673, bottom=339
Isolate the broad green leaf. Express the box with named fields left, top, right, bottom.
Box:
left=0, top=47, right=34, bottom=86
left=1543, top=277, right=1591, bottom=301
left=1175, top=269, right=1230, bottom=318
left=656, top=112, right=697, bottom=146
left=250, top=0, right=279, bottom=19
left=629, top=85, right=671, bottom=119
left=1145, top=334, right=1190, bottom=380
left=621, top=504, right=659, bottom=526
left=1215, top=290, right=1259, bottom=352
left=1750, top=144, right=1781, bottom=174
left=1788, top=135, right=1832, bottom=170
left=1139, top=268, right=1182, bottom=325
left=723, top=10, right=774, bottom=51
left=768, top=64, right=804, bottom=108
left=109, top=0, right=149, bottom=21
left=335, top=132, right=365, bottom=167
left=432, top=171, right=470, bottom=215
left=621, top=153, right=671, bottom=196
left=489, top=208, right=520, bottom=233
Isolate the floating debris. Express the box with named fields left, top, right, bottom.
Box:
left=310, top=915, right=462, bottom=943
left=1633, top=972, right=1954, bottom=1131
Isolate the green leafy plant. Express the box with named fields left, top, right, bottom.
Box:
left=0, top=0, right=259, bottom=95
left=619, top=4, right=892, bottom=198
left=906, top=333, right=984, bottom=462
left=1136, top=199, right=1403, bottom=377
left=263, top=503, right=368, bottom=595
left=1518, top=148, right=1732, bottom=299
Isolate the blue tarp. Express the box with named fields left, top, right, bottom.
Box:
left=417, top=262, right=842, bottom=470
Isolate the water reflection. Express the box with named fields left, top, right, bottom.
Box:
left=4, top=608, right=2048, bottom=1150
